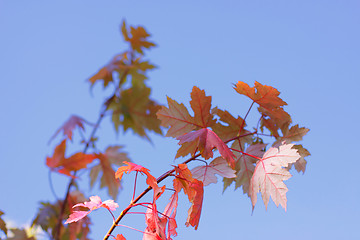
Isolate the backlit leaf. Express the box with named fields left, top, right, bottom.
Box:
left=177, top=128, right=235, bottom=168
left=173, top=164, right=204, bottom=230
left=115, top=162, right=164, bottom=199
left=191, top=157, right=236, bottom=186
left=65, top=196, right=118, bottom=224
left=234, top=81, right=291, bottom=136
left=249, top=143, right=300, bottom=211
left=90, top=146, right=130, bottom=200
left=156, top=97, right=195, bottom=138
left=49, top=115, right=92, bottom=143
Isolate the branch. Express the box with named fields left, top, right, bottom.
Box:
left=103, top=131, right=257, bottom=239
left=54, top=68, right=130, bottom=240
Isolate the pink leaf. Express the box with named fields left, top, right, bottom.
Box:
left=249, top=143, right=300, bottom=211
left=191, top=157, right=236, bottom=186
left=143, top=204, right=167, bottom=240
left=65, top=196, right=118, bottom=224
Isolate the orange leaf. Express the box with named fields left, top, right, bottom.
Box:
left=234, top=81, right=291, bottom=135
left=234, top=81, right=287, bottom=110
left=185, top=179, right=203, bottom=230
left=190, top=86, right=215, bottom=128
left=211, top=107, right=250, bottom=142
left=115, top=162, right=164, bottom=199
left=157, top=86, right=215, bottom=138
left=46, top=140, right=96, bottom=177
left=173, top=164, right=204, bottom=230
left=121, top=20, right=156, bottom=54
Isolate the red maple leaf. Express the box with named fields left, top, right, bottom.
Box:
left=177, top=128, right=235, bottom=168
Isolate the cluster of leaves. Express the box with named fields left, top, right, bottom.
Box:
left=0, top=21, right=310, bottom=240
left=27, top=21, right=162, bottom=240
left=65, top=82, right=309, bottom=240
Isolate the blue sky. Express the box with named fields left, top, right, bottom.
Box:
left=1, top=0, right=359, bottom=239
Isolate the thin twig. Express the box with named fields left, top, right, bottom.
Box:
left=54, top=68, right=130, bottom=240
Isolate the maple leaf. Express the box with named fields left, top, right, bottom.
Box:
left=32, top=191, right=91, bottom=239
left=66, top=191, right=92, bottom=240
left=88, top=52, right=130, bottom=89
left=143, top=205, right=167, bottom=240
left=211, top=107, right=252, bottom=143
left=234, top=81, right=291, bottom=136
left=88, top=64, right=114, bottom=88
left=90, top=146, right=130, bottom=200
left=173, top=164, right=204, bottom=230
left=156, top=96, right=195, bottom=138
left=249, top=143, right=300, bottom=211
left=190, top=86, right=215, bottom=127
left=231, top=143, right=267, bottom=195
left=32, top=202, right=58, bottom=234
left=177, top=128, right=235, bottom=168
left=273, top=124, right=310, bottom=173
left=108, top=86, right=162, bottom=140
left=49, top=115, right=92, bottom=143
left=185, top=179, right=203, bottom=230
left=191, top=157, right=236, bottom=186
left=280, top=124, right=310, bottom=142
left=46, top=140, right=96, bottom=177
left=115, top=162, right=164, bottom=199
left=163, top=192, right=178, bottom=239
left=157, top=86, right=215, bottom=137
left=158, top=87, right=235, bottom=165
left=128, top=58, right=157, bottom=87
left=286, top=144, right=310, bottom=174
left=65, top=196, right=118, bottom=224
left=121, top=20, right=156, bottom=54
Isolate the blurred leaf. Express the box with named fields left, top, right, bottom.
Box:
left=0, top=210, right=8, bottom=236
left=8, top=228, right=35, bottom=240
left=90, top=146, right=130, bottom=200
left=108, top=86, right=162, bottom=139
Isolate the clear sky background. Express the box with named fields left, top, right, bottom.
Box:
left=1, top=1, right=359, bottom=239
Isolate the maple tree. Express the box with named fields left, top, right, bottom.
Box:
left=0, top=20, right=310, bottom=240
